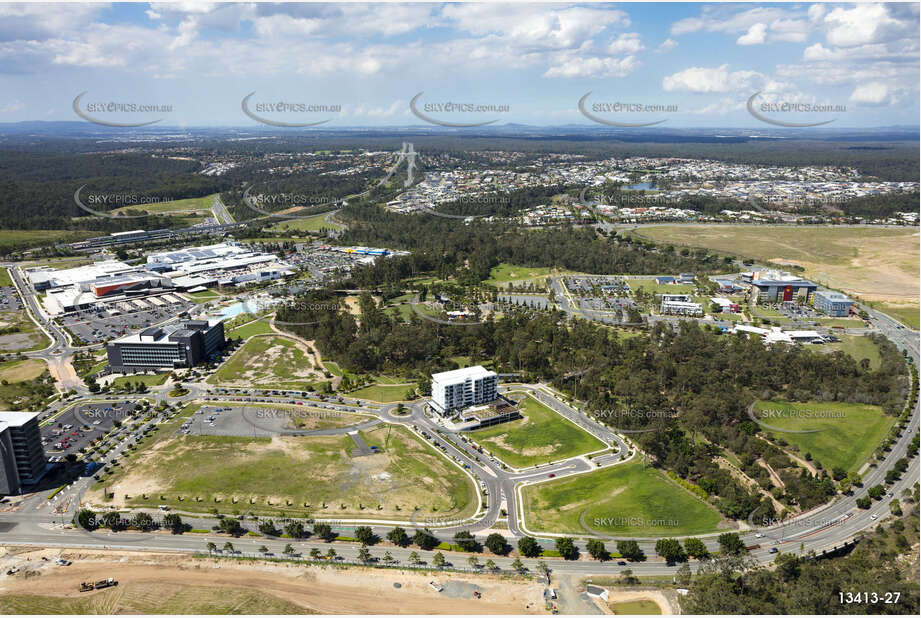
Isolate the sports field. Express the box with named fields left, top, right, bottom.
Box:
left=470, top=394, right=606, bottom=468
left=521, top=459, right=722, bottom=537
left=91, top=422, right=477, bottom=520
left=752, top=400, right=896, bottom=475
left=209, top=335, right=323, bottom=390
left=631, top=225, right=919, bottom=305
left=485, top=263, right=576, bottom=288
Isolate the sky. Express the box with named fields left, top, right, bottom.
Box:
left=0, top=1, right=918, bottom=128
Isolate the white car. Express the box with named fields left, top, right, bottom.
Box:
left=870, top=514, right=878, bottom=520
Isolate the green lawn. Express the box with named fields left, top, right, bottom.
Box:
left=814, top=317, right=865, bottom=328
left=0, top=267, right=12, bottom=287
left=629, top=279, right=696, bottom=296
left=348, top=383, right=414, bottom=403
left=753, top=400, right=896, bottom=475
left=186, top=289, right=223, bottom=304
left=469, top=394, right=606, bottom=468
left=322, top=361, right=344, bottom=376
left=609, top=600, right=662, bottom=614
left=110, top=373, right=169, bottom=388
left=824, top=334, right=882, bottom=370
left=227, top=319, right=274, bottom=340
left=485, top=263, right=576, bottom=288
left=871, top=303, right=920, bottom=330
left=0, top=229, right=94, bottom=253
left=521, top=459, right=722, bottom=536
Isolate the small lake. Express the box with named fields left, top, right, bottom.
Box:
left=622, top=182, right=656, bottom=191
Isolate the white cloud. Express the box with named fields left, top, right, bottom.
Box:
left=543, top=54, right=639, bottom=79
left=607, top=32, right=643, bottom=55
left=737, top=23, right=767, bottom=46
left=824, top=4, right=904, bottom=47
left=656, top=38, right=677, bottom=53
left=662, top=64, right=760, bottom=93
left=850, top=82, right=890, bottom=105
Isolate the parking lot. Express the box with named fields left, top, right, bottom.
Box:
left=58, top=294, right=196, bottom=344
left=0, top=286, right=23, bottom=311
left=41, top=401, right=139, bottom=462
left=564, top=275, right=632, bottom=297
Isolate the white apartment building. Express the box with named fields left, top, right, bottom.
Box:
left=430, top=366, right=498, bottom=415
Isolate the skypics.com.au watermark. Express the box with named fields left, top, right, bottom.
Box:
left=410, top=92, right=509, bottom=127
left=73, top=92, right=172, bottom=127
left=73, top=186, right=175, bottom=219
left=578, top=92, right=677, bottom=127
left=747, top=92, right=844, bottom=128
left=758, top=408, right=846, bottom=420
left=591, top=408, right=675, bottom=434
left=592, top=516, right=680, bottom=529
left=241, top=92, right=341, bottom=127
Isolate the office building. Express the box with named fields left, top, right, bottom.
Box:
left=659, top=294, right=702, bottom=316
left=431, top=366, right=498, bottom=415
left=748, top=271, right=817, bottom=304
left=813, top=291, right=854, bottom=317
left=0, top=412, right=46, bottom=496
left=106, top=319, right=225, bottom=372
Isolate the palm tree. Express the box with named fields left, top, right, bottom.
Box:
left=223, top=541, right=234, bottom=553
left=206, top=542, right=217, bottom=555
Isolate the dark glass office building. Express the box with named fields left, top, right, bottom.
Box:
left=106, top=319, right=226, bottom=372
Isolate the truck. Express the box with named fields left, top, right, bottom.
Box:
left=94, top=578, right=118, bottom=589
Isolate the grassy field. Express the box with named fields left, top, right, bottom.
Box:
left=628, top=279, right=696, bottom=296
left=0, top=358, right=46, bottom=382
left=0, top=229, right=94, bottom=254
left=0, top=267, right=12, bottom=286
left=823, top=334, right=882, bottom=370
left=322, top=361, right=344, bottom=376
left=268, top=212, right=343, bottom=233
left=469, top=394, right=606, bottom=468
left=631, top=224, right=919, bottom=304
left=111, top=194, right=215, bottom=217
left=227, top=319, right=274, bottom=340
left=0, top=584, right=308, bottom=614
left=609, top=600, right=662, bottom=614
left=485, top=263, right=576, bottom=288
left=521, top=459, right=722, bottom=537
left=92, top=422, right=477, bottom=520
left=348, top=383, right=414, bottom=403
left=185, top=289, right=224, bottom=304
left=752, top=400, right=896, bottom=475
left=209, top=335, right=322, bottom=390
left=109, top=373, right=169, bottom=388
left=866, top=301, right=920, bottom=330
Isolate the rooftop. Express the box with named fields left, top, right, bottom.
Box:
left=431, top=365, right=496, bottom=383
left=0, top=410, right=40, bottom=430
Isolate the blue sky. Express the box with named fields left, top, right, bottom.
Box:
left=0, top=2, right=918, bottom=128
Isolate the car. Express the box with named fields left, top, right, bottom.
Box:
left=548, top=473, right=556, bottom=478
left=616, top=561, right=627, bottom=566
left=755, top=533, right=763, bottom=538
left=870, top=514, right=878, bottom=520
left=769, top=547, right=778, bottom=554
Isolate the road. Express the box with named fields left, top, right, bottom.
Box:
left=210, top=195, right=235, bottom=225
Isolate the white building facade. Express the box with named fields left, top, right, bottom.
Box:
left=431, top=366, right=498, bottom=415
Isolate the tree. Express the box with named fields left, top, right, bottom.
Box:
left=655, top=538, right=687, bottom=564
left=867, top=485, right=885, bottom=500
left=357, top=546, right=372, bottom=563
left=258, top=545, right=268, bottom=554
left=684, top=537, right=709, bottom=560
left=453, top=530, right=479, bottom=552
left=223, top=541, right=235, bottom=553
left=310, top=548, right=321, bottom=559
left=283, top=544, right=295, bottom=555
left=355, top=526, right=379, bottom=546
left=485, top=559, right=498, bottom=572
left=218, top=517, right=244, bottom=536
left=555, top=537, right=578, bottom=560
left=313, top=522, right=336, bottom=542
left=510, top=557, right=525, bottom=573
left=485, top=533, right=510, bottom=555
left=432, top=552, right=446, bottom=568
left=585, top=539, right=610, bottom=561
left=408, top=551, right=421, bottom=565
left=717, top=533, right=746, bottom=555
left=206, top=542, right=217, bottom=555
left=132, top=512, right=154, bottom=531
left=383, top=551, right=394, bottom=564
left=517, top=536, right=542, bottom=558
left=616, top=540, right=646, bottom=562
left=164, top=513, right=185, bottom=534
left=675, top=562, right=692, bottom=586
left=284, top=521, right=306, bottom=539
left=326, top=548, right=337, bottom=560
left=386, top=526, right=410, bottom=547
left=467, top=555, right=480, bottom=569
left=259, top=519, right=280, bottom=536
left=76, top=508, right=97, bottom=531
left=413, top=529, right=440, bottom=551
left=101, top=511, right=122, bottom=531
